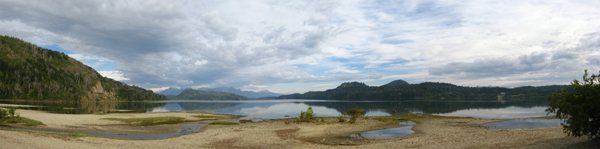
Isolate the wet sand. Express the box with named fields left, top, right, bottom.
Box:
left=0, top=109, right=593, bottom=149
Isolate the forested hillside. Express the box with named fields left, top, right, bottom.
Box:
left=278, top=80, right=567, bottom=100
left=0, top=36, right=165, bottom=101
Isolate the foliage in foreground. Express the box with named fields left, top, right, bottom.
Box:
left=0, top=108, right=44, bottom=126
left=296, top=107, right=316, bottom=123
left=291, top=107, right=369, bottom=124
left=548, top=70, right=600, bottom=140
left=346, top=108, right=366, bottom=124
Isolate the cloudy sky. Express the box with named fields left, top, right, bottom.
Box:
left=1, top=0, right=600, bottom=94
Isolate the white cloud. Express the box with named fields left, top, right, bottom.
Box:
left=149, top=86, right=171, bottom=93
left=98, top=71, right=129, bottom=81
left=1, top=0, right=600, bottom=92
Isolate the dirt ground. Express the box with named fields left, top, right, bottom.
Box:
left=0, top=109, right=594, bottom=149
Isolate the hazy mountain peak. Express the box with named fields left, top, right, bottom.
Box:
left=157, top=87, right=184, bottom=96
left=211, top=87, right=280, bottom=98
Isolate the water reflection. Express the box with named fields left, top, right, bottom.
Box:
left=436, top=106, right=550, bottom=119
left=0, top=99, right=551, bottom=120
left=238, top=103, right=340, bottom=120
left=0, top=99, right=165, bottom=114
left=148, top=99, right=549, bottom=120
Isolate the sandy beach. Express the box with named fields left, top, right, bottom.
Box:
left=0, top=109, right=592, bottom=149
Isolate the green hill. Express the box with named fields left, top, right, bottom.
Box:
left=0, top=36, right=165, bottom=102
left=278, top=80, right=567, bottom=100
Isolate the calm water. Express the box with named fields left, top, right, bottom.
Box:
left=0, top=99, right=551, bottom=120
left=350, top=121, right=416, bottom=139
left=84, top=123, right=207, bottom=140
left=484, top=119, right=562, bottom=129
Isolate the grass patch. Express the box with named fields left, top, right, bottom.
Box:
left=102, top=116, right=187, bottom=126
left=1, top=117, right=45, bottom=126
left=193, top=115, right=227, bottom=119
left=372, top=114, right=420, bottom=123
left=58, top=132, right=95, bottom=138
left=209, top=121, right=239, bottom=125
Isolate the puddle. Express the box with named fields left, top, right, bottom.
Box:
left=7, top=123, right=207, bottom=140
left=350, top=121, right=415, bottom=139
left=84, top=123, right=207, bottom=140
left=484, top=119, right=561, bottom=129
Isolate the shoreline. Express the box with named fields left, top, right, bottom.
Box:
left=0, top=108, right=593, bottom=148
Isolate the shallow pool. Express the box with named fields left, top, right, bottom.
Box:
left=350, top=121, right=415, bottom=139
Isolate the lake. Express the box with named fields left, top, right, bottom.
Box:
left=0, top=99, right=552, bottom=120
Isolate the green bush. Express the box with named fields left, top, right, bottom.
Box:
left=347, top=108, right=366, bottom=124
left=0, top=108, right=43, bottom=126
left=0, top=107, right=18, bottom=120
left=337, top=115, right=346, bottom=123
left=296, top=107, right=316, bottom=123
left=0, top=108, right=7, bottom=119
left=548, top=70, right=600, bottom=140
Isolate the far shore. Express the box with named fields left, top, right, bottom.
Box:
left=0, top=108, right=594, bottom=149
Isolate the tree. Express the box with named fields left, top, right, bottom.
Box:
left=296, top=107, right=315, bottom=123
left=347, top=108, right=366, bottom=124
left=547, top=70, right=600, bottom=140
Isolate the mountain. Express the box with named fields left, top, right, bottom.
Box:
left=159, top=87, right=280, bottom=98
left=170, top=88, right=247, bottom=100
left=210, top=87, right=280, bottom=98
left=336, top=82, right=369, bottom=89
left=0, top=36, right=165, bottom=102
left=382, top=79, right=409, bottom=86
left=157, top=87, right=183, bottom=96
left=277, top=80, right=568, bottom=100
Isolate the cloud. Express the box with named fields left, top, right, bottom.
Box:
left=428, top=32, right=600, bottom=86
left=98, top=71, right=129, bottom=81
left=1, top=0, right=600, bottom=93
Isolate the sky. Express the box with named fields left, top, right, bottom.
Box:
left=1, top=0, right=600, bottom=94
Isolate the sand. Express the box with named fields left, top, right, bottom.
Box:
left=0, top=109, right=593, bottom=149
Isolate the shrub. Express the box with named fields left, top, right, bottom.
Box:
left=337, top=115, right=346, bottom=123
left=347, top=108, right=366, bottom=124
left=296, top=107, right=316, bottom=123
left=548, top=70, right=600, bottom=140
left=0, top=108, right=7, bottom=119
left=0, top=107, right=18, bottom=120
left=349, top=116, right=357, bottom=124
left=0, top=108, right=43, bottom=126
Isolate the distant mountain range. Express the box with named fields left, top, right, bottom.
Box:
left=157, top=87, right=279, bottom=99
left=277, top=80, right=568, bottom=101
left=165, top=88, right=247, bottom=100
left=210, top=87, right=280, bottom=98
left=157, top=87, right=184, bottom=96
left=0, top=36, right=165, bottom=102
